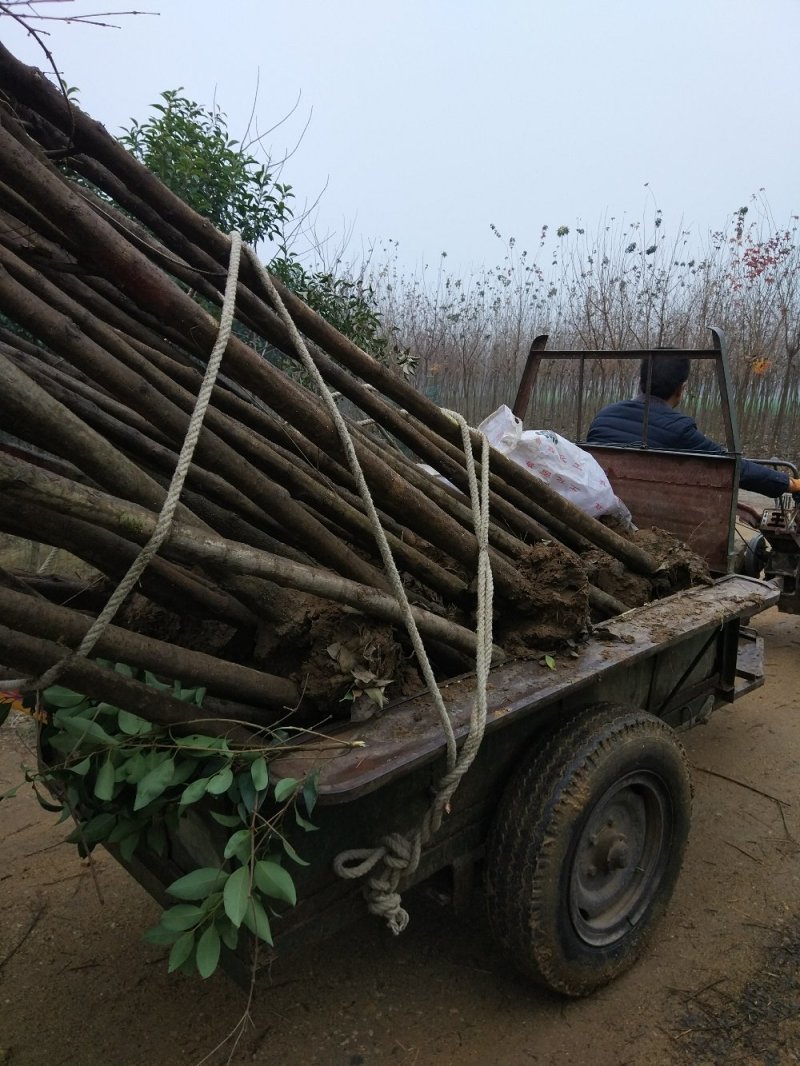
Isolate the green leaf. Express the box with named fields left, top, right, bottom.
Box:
left=250, top=756, right=268, bottom=793
left=237, top=771, right=257, bottom=813
left=196, top=924, right=221, bottom=979
left=161, top=904, right=204, bottom=932
left=217, top=916, right=239, bottom=951
left=33, top=786, right=63, bottom=813
left=179, top=776, right=211, bottom=807
left=42, top=685, right=87, bottom=709
left=117, top=709, right=152, bottom=735
left=209, top=811, right=241, bottom=828
left=142, top=923, right=181, bottom=947
left=281, top=838, right=309, bottom=866
left=274, top=777, right=298, bottom=804
left=206, top=767, right=233, bottom=796
left=169, top=760, right=196, bottom=788
left=77, top=811, right=117, bottom=845
left=58, top=715, right=118, bottom=748
left=114, top=662, right=135, bottom=678
left=134, top=757, right=175, bottom=811
left=143, top=671, right=172, bottom=692
left=119, top=830, right=140, bottom=862
left=68, top=756, right=93, bottom=777
left=94, top=755, right=116, bottom=801
left=242, top=897, right=273, bottom=945
left=0, top=782, right=22, bottom=801
left=167, top=867, right=229, bottom=901
left=544, top=655, right=556, bottom=670
left=294, top=809, right=318, bottom=832
left=253, top=860, right=296, bottom=906
left=223, top=829, right=252, bottom=863
left=223, top=865, right=251, bottom=928
left=56, top=804, right=73, bottom=825
left=302, top=771, right=319, bottom=816
left=364, top=686, right=388, bottom=708
left=108, top=818, right=139, bottom=844
left=44, top=732, right=78, bottom=755
left=175, top=953, right=197, bottom=976
left=93, top=702, right=121, bottom=718
left=167, top=930, right=195, bottom=973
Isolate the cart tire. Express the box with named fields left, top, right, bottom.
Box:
left=744, top=532, right=769, bottom=578
left=485, top=703, right=692, bottom=996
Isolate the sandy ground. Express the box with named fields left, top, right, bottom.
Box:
left=1, top=605, right=799, bottom=1066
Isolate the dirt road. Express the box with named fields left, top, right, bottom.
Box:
left=2, top=606, right=799, bottom=1066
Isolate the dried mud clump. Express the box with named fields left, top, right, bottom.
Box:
left=117, top=595, right=238, bottom=659
left=582, top=526, right=711, bottom=611
left=266, top=604, right=414, bottom=716
left=496, top=541, right=590, bottom=653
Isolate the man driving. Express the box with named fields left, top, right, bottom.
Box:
left=587, top=352, right=800, bottom=498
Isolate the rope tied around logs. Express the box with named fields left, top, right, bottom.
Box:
left=332, top=412, right=494, bottom=932
left=3, top=231, right=244, bottom=695
left=247, top=243, right=494, bottom=934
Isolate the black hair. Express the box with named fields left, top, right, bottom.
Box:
left=639, top=353, right=690, bottom=400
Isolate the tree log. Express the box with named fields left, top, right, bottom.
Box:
left=0, top=623, right=255, bottom=741
left=0, top=453, right=503, bottom=662
left=0, top=584, right=299, bottom=708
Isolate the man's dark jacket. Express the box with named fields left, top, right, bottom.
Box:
left=587, top=395, right=789, bottom=497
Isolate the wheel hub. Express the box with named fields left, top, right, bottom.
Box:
left=569, top=772, right=671, bottom=947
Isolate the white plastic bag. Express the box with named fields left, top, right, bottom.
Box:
left=477, top=405, right=631, bottom=521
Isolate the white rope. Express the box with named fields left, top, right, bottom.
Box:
left=5, top=231, right=243, bottom=695
left=37, top=546, right=59, bottom=575
left=333, top=413, right=493, bottom=931
left=247, top=249, right=493, bottom=934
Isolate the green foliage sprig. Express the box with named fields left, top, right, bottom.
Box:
left=3, top=663, right=319, bottom=980
left=118, top=89, right=409, bottom=377
left=119, top=89, right=293, bottom=247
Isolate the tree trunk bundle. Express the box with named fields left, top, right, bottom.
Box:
left=0, top=47, right=691, bottom=735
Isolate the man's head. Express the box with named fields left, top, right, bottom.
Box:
left=639, top=353, right=690, bottom=405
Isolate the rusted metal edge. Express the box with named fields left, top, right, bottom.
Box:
left=274, top=575, right=779, bottom=803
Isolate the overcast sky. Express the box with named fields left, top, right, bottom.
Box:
left=4, top=0, right=799, bottom=271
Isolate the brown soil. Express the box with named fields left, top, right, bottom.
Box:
left=583, top=526, right=712, bottom=610
left=496, top=540, right=589, bottom=651
left=2, top=605, right=800, bottom=1066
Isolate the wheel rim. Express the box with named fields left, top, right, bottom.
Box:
left=568, top=771, right=672, bottom=947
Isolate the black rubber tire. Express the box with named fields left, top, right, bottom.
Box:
left=485, top=703, right=692, bottom=996
left=744, top=532, right=769, bottom=578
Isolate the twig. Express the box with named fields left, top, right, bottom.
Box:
left=0, top=899, right=46, bottom=972
left=724, top=840, right=763, bottom=864
left=667, top=975, right=729, bottom=1001
left=778, top=801, right=797, bottom=842
left=692, top=764, right=791, bottom=807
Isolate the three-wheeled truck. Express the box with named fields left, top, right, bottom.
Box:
left=51, top=328, right=788, bottom=997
